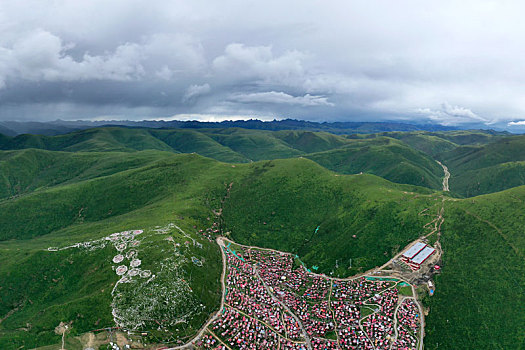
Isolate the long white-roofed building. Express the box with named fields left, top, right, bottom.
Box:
left=401, top=242, right=436, bottom=271
left=401, top=242, right=426, bottom=260
left=411, top=246, right=436, bottom=265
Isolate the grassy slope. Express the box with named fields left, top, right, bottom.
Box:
left=63, top=128, right=175, bottom=153
left=304, top=137, right=444, bottom=189
left=0, top=127, right=450, bottom=191
left=382, top=132, right=459, bottom=157
left=0, top=154, right=217, bottom=241
left=449, top=161, right=525, bottom=197
left=273, top=130, right=350, bottom=153
left=441, top=135, right=525, bottom=171
left=201, top=128, right=305, bottom=161
left=0, top=128, right=173, bottom=153
left=150, top=129, right=249, bottom=163
left=202, top=130, right=445, bottom=190
left=0, top=149, right=174, bottom=200
left=222, top=157, right=437, bottom=276
left=424, top=188, right=525, bottom=349
left=0, top=153, right=238, bottom=349
left=432, top=130, right=504, bottom=145
left=367, top=130, right=525, bottom=197
left=441, top=135, right=525, bottom=196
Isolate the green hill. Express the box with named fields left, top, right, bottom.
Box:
left=355, top=130, right=525, bottom=197
left=379, top=131, right=459, bottom=157
left=439, top=135, right=525, bottom=196
left=222, top=157, right=437, bottom=275
left=0, top=127, right=446, bottom=190
left=424, top=188, right=525, bottom=349
left=201, top=128, right=304, bottom=161
left=273, top=130, right=350, bottom=153
left=149, top=129, right=249, bottom=162
left=0, top=153, right=237, bottom=348
left=0, top=149, right=173, bottom=200
left=432, top=129, right=506, bottom=145
left=447, top=161, right=525, bottom=197
left=370, top=129, right=506, bottom=156
left=441, top=135, right=525, bottom=171
left=304, top=137, right=444, bottom=189
left=0, top=128, right=173, bottom=153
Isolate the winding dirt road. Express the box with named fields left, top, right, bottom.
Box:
left=436, top=161, right=450, bottom=192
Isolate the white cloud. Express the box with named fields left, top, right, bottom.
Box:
left=441, top=103, right=478, bottom=119
left=508, top=120, right=525, bottom=126
left=182, top=83, right=210, bottom=103
left=417, top=103, right=488, bottom=126
left=0, top=29, right=145, bottom=85
left=230, top=91, right=334, bottom=107
left=0, top=29, right=206, bottom=88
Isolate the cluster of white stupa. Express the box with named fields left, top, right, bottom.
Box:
left=110, top=230, right=152, bottom=281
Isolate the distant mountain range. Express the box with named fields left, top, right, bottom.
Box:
left=0, top=118, right=459, bottom=136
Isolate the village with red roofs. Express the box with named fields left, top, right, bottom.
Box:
left=188, top=236, right=439, bottom=350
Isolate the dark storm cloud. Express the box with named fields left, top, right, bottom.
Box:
left=1, top=0, right=525, bottom=126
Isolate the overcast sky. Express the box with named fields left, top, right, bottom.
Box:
left=1, top=0, right=525, bottom=128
